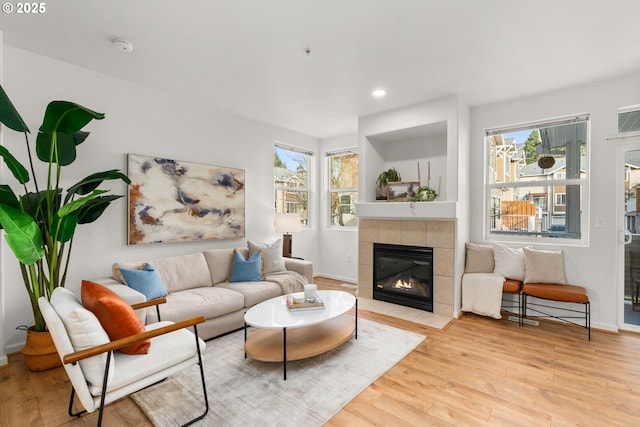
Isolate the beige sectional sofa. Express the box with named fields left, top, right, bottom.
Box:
left=92, top=247, right=313, bottom=340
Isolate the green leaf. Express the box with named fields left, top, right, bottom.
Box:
left=36, top=131, right=78, bottom=166
left=0, top=185, right=20, bottom=209
left=51, top=212, right=78, bottom=242
left=0, top=146, right=30, bottom=184
left=73, top=131, right=90, bottom=146
left=0, top=204, right=44, bottom=265
left=0, top=85, right=29, bottom=133
left=77, top=195, right=123, bottom=224
left=20, top=190, right=59, bottom=220
left=57, top=189, right=108, bottom=218
left=39, top=101, right=104, bottom=134
left=66, top=170, right=131, bottom=199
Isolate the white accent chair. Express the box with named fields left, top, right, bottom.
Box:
left=38, top=288, right=209, bottom=426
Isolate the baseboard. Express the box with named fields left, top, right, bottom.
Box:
left=6, top=341, right=24, bottom=355
left=314, top=273, right=357, bottom=285
left=0, top=355, right=7, bottom=367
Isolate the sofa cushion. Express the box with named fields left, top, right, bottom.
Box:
left=119, top=263, right=168, bottom=300
left=81, top=280, right=150, bottom=355
left=112, top=262, right=145, bottom=284
left=203, top=247, right=245, bottom=285
left=146, top=286, right=245, bottom=324
left=216, top=281, right=282, bottom=307
left=112, top=253, right=212, bottom=293
left=149, top=253, right=212, bottom=293
left=248, top=239, right=286, bottom=274
left=229, top=250, right=263, bottom=282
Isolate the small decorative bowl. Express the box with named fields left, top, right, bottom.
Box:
left=292, top=294, right=305, bottom=303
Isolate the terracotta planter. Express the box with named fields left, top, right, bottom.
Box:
left=22, top=326, right=62, bottom=372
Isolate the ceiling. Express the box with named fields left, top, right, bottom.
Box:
left=1, top=0, right=639, bottom=139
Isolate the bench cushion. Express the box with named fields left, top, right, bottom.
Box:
left=503, top=279, right=522, bottom=294
left=522, top=283, right=589, bottom=303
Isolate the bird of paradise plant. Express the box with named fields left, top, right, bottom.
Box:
left=0, top=85, right=130, bottom=331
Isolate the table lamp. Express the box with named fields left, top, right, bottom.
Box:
left=275, top=212, right=301, bottom=257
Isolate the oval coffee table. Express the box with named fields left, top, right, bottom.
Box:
left=244, top=290, right=357, bottom=380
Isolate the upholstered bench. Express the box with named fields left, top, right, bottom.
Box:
left=522, top=282, right=590, bottom=340
left=462, top=242, right=591, bottom=339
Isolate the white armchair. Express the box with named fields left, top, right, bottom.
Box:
left=38, top=287, right=209, bottom=426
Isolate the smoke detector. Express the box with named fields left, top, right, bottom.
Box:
left=113, top=38, right=134, bottom=53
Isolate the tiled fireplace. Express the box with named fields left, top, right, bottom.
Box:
left=358, top=219, right=455, bottom=317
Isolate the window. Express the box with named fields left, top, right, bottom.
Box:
left=274, top=144, right=311, bottom=226
left=328, top=150, right=358, bottom=227
left=486, top=114, right=589, bottom=240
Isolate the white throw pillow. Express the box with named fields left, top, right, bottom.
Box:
left=50, top=287, right=114, bottom=389
left=523, top=247, right=567, bottom=284
left=248, top=239, right=286, bottom=274
left=492, top=242, right=526, bottom=281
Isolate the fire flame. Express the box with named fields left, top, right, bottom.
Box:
left=393, top=279, right=413, bottom=289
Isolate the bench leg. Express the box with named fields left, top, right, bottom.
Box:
left=586, top=301, right=591, bottom=341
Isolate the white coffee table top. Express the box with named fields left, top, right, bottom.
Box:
left=244, top=290, right=356, bottom=329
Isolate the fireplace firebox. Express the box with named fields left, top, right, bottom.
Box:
left=373, top=243, right=433, bottom=312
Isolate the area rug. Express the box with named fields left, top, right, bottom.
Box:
left=132, top=318, right=425, bottom=426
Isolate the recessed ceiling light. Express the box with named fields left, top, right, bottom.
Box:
left=372, top=89, right=386, bottom=98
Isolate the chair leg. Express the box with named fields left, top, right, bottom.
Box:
left=68, top=387, right=87, bottom=418
left=96, top=350, right=114, bottom=427
left=181, top=324, right=209, bottom=427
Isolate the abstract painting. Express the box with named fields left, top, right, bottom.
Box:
left=128, top=154, right=245, bottom=244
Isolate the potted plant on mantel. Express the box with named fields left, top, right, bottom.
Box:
left=0, top=85, right=130, bottom=371
left=375, top=167, right=401, bottom=200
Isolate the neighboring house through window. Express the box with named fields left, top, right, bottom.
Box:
left=328, top=150, right=358, bottom=227
left=486, top=114, right=589, bottom=240
left=274, top=144, right=312, bottom=226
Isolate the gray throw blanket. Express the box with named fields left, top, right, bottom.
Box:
left=264, top=270, right=307, bottom=294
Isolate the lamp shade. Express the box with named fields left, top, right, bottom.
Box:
left=275, top=212, right=301, bottom=233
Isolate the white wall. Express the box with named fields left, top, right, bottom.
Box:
left=0, top=46, right=320, bottom=356
left=0, top=31, right=6, bottom=367
left=317, top=133, right=359, bottom=283
left=377, top=134, right=448, bottom=196
left=470, top=71, right=640, bottom=332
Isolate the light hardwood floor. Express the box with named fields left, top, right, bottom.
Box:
left=2, top=277, right=640, bottom=426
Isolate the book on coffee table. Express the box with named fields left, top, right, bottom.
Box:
left=286, top=295, right=325, bottom=311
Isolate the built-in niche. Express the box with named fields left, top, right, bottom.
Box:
left=365, top=121, right=448, bottom=203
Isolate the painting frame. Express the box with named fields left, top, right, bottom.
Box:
left=127, top=153, right=245, bottom=245
left=387, top=181, right=419, bottom=202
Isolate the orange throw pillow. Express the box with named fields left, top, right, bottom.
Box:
left=81, top=280, right=150, bottom=355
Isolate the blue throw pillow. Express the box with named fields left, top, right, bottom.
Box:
left=229, top=250, right=263, bottom=282
left=119, top=263, right=168, bottom=300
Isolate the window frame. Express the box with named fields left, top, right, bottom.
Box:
left=327, top=149, right=358, bottom=229
left=484, top=114, right=590, bottom=245
left=274, top=143, right=313, bottom=227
